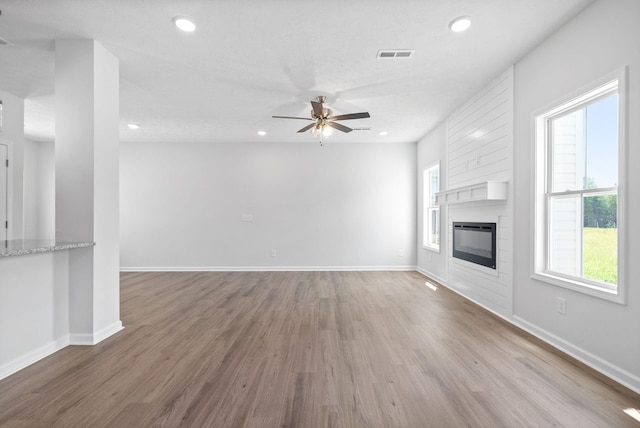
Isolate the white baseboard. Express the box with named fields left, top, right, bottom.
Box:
left=415, top=268, right=640, bottom=395
left=0, top=323, right=125, bottom=381
left=415, top=266, right=447, bottom=286
left=69, top=333, right=95, bottom=345
left=0, top=336, right=70, bottom=381
left=70, top=321, right=124, bottom=345
left=425, top=272, right=514, bottom=324
left=120, top=265, right=417, bottom=272
left=513, top=316, right=640, bottom=395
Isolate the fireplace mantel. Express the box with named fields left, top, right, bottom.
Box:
left=435, top=181, right=508, bottom=205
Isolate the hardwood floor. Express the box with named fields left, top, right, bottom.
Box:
left=1, top=271, right=639, bottom=427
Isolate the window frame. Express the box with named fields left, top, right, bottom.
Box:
left=423, top=162, right=440, bottom=252
left=531, top=68, right=627, bottom=304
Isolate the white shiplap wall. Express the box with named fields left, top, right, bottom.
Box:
left=445, top=67, right=514, bottom=318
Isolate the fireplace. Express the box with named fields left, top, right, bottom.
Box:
left=452, top=222, right=497, bottom=269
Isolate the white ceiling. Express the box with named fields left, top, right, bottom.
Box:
left=0, top=0, right=593, bottom=144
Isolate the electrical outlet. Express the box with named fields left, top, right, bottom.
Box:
left=398, top=249, right=404, bottom=257
left=557, top=297, right=567, bottom=315
left=270, top=249, right=277, bottom=257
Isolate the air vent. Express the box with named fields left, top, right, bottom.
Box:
left=376, top=49, right=414, bottom=59
left=0, top=37, right=14, bottom=47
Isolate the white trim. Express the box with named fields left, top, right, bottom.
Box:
left=0, top=139, right=13, bottom=240
left=415, top=269, right=640, bottom=395
left=513, top=316, right=640, bottom=395
left=531, top=67, right=627, bottom=304
left=0, top=336, right=70, bottom=381
left=120, top=265, right=418, bottom=273
left=538, top=80, right=618, bottom=119
left=424, top=271, right=513, bottom=323
left=422, top=162, right=441, bottom=252
left=69, top=321, right=124, bottom=345
left=415, top=266, right=447, bottom=286
left=94, top=321, right=124, bottom=343
left=531, top=271, right=622, bottom=304
left=547, top=186, right=616, bottom=197
left=616, top=66, right=629, bottom=304
left=68, top=333, right=95, bottom=346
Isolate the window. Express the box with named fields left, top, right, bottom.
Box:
left=423, top=163, right=440, bottom=251
left=533, top=71, right=626, bottom=303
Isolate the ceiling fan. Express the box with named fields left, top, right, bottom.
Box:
left=272, top=96, right=370, bottom=138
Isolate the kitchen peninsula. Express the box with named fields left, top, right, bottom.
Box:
left=0, top=239, right=95, bottom=379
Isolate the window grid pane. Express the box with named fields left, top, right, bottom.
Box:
left=547, top=192, right=618, bottom=287
left=544, top=83, right=619, bottom=290
left=582, top=193, right=617, bottom=284
left=548, top=194, right=582, bottom=277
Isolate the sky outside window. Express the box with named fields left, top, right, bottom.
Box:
left=584, top=94, right=618, bottom=189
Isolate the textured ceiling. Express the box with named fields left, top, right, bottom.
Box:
left=0, top=0, right=593, bottom=144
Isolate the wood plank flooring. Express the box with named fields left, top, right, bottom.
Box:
left=1, top=271, right=639, bottom=427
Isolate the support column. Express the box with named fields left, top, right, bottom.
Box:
left=55, top=39, right=122, bottom=344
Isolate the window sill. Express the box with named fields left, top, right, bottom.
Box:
left=422, top=245, right=440, bottom=253
left=531, top=271, right=625, bottom=305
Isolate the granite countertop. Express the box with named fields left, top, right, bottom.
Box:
left=0, top=239, right=95, bottom=257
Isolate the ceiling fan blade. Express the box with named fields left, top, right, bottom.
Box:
left=297, top=123, right=317, bottom=133
left=310, top=101, right=324, bottom=118
left=272, top=115, right=313, bottom=120
left=326, top=121, right=353, bottom=133
left=328, top=112, right=370, bottom=121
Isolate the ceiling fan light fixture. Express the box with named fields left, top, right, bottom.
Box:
left=311, top=123, right=322, bottom=138
left=311, top=122, right=334, bottom=138
left=273, top=96, right=370, bottom=138
left=449, top=16, right=471, bottom=32
left=173, top=16, right=196, bottom=32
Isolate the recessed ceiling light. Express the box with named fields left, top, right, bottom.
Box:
left=127, top=123, right=140, bottom=130
left=379, top=131, right=388, bottom=136
left=449, top=16, right=471, bottom=32
left=257, top=130, right=267, bottom=136
left=173, top=16, right=196, bottom=32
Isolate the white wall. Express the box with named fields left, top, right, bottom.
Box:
left=513, top=0, right=640, bottom=391
left=416, top=122, right=447, bottom=283
left=23, top=139, right=55, bottom=239
left=91, top=41, right=121, bottom=336
left=120, top=141, right=417, bottom=270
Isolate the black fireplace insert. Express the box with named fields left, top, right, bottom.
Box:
left=452, top=222, right=497, bottom=269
